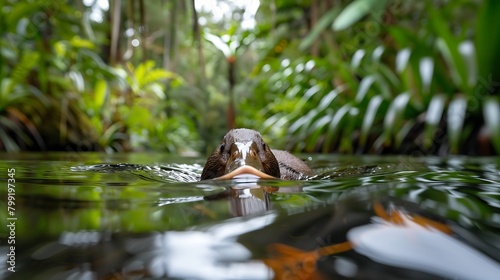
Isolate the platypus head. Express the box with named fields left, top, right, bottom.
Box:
left=201, top=129, right=280, bottom=180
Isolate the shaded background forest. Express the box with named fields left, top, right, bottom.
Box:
left=1, top=0, right=499, bottom=156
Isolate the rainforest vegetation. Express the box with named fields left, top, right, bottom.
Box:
left=1, top=0, right=499, bottom=156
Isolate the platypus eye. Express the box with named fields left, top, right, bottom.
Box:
left=219, top=144, right=225, bottom=153
left=262, top=143, right=266, bottom=151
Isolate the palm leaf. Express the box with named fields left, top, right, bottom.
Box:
left=333, top=0, right=388, bottom=31
left=483, top=97, right=500, bottom=153
left=383, top=92, right=410, bottom=145
left=322, top=104, right=352, bottom=152
left=423, top=94, right=447, bottom=149
left=447, top=95, right=467, bottom=154
left=360, top=95, right=384, bottom=148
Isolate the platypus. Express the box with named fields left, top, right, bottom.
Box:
left=201, top=129, right=312, bottom=180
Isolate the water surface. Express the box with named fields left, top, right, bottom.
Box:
left=0, top=153, right=499, bottom=279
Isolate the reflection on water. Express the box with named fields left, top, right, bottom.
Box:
left=0, top=153, right=499, bottom=279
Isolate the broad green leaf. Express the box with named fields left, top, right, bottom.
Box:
left=94, top=80, right=108, bottom=109
left=100, top=122, right=125, bottom=147
left=383, top=92, right=410, bottom=145
left=435, top=39, right=460, bottom=90
left=82, top=11, right=96, bottom=41
left=68, top=71, right=85, bottom=92
left=355, top=75, right=375, bottom=103
left=150, top=84, right=166, bottom=99
left=351, top=49, right=366, bottom=70
left=11, top=51, right=39, bottom=86
left=419, top=57, right=434, bottom=95
left=262, top=114, right=284, bottom=132
left=458, top=41, right=477, bottom=88
left=322, top=104, right=352, bottom=152
left=372, top=46, right=384, bottom=63
left=483, top=97, right=500, bottom=153
left=318, top=86, right=345, bottom=111
left=289, top=109, right=318, bottom=134
left=296, top=85, right=322, bottom=109
left=299, top=7, right=339, bottom=51
left=429, top=7, right=467, bottom=90
left=476, top=0, right=500, bottom=86
left=69, top=36, right=96, bottom=49
left=0, top=79, right=13, bottom=104
left=395, top=119, right=415, bottom=149
left=141, top=69, right=177, bottom=87
left=396, top=48, right=411, bottom=73
left=285, top=85, right=302, bottom=99
left=333, top=0, right=388, bottom=31
left=305, top=113, right=333, bottom=152
left=134, top=60, right=156, bottom=85
left=377, top=64, right=399, bottom=94
left=7, top=2, right=41, bottom=32
left=423, top=94, right=446, bottom=149
left=298, top=109, right=322, bottom=141
left=360, top=95, right=384, bottom=147
left=204, top=32, right=231, bottom=57
left=54, top=41, right=67, bottom=57
left=447, top=95, right=467, bottom=154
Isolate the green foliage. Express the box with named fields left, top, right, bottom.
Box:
left=242, top=0, right=499, bottom=155
left=0, top=0, right=200, bottom=153
left=0, top=0, right=498, bottom=155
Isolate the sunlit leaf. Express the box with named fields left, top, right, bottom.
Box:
left=395, top=119, right=415, bottom=149
left=322, top=104, right=352, bottom=152
left=372, top=46, right=384, bottom=63
left=11, top=51, right=39, bottom=86
left=483, top=97, right=500, bottom=153
left=424, top=94, right=446, bottom=149
left=0, top=79, right=13, bottom=105
left=285, top=85, right=302, bottom=99
left=141, top=69, right=177, bottom=87
left=296, top=85, right=322, bottom=109
left=430, top=6, right=467, bottom=89
left=419, top=57, right=434, bottom=95
left=377, top=64, right=399, bottom=94
left=100, top=122, right=126, bottom=147
left=447, top=95, right=467, bottom=154
left=94, top=80, right=108, bottom=109
left=383, top=92, right=411, bottom=145
left=134, top=60, right=156, bottom=85
left=204, top=32, right=231, bottom=57
left=54, top=41, right=67, bottom=57
left=458, top=41, right=477, bottom=88
left=360, top=95, right=384, bottom=148
left=355, top=75, right=375, bottom=103
left=82, top=11, right=96, bottom=41
left=318, top=88, right=341, bottom=111
left=351, top=49, right=366, bottom=70
left=289, top=110, right=317, bottom=135
left=333, top=0, right=388, bottom=31
left=476, top=0, right=500, bottom=86
left=305, top=113, right=333, bottom=152
left=7, top=2, right=41, bottom=32
left=69, top=36, right=96, bottom=49
left=68, top=71, right=85, bottom=92
left=396, top=48, right=411, bottom=73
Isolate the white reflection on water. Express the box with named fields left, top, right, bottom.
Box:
left=125, top=213, right=277, bottom=279
left=348, top=211, right=500, bottom=280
